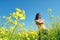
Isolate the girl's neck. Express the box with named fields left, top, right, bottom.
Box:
left=38, top=18, right=41, bottom=20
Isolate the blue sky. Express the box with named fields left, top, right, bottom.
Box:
left=0, top=0, right=60, bottom=30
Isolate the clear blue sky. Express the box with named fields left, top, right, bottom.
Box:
left=0, top=0, right=60, bottom=30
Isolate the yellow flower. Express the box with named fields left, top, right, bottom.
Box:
left=29, top=30, right=38, bottom=37
left=3, top=37, right=8, bottom=40
left=8, top=19, right=12, bottom=23
left=7, top=16, right=12, bottom=23
left=0, top=27, right=6, bottom=35
left=14, top=15, right=18, bottom=20
left=0, top=38, right=3, bottom=40
left=10, top=8, right=26, bottom=20
left=0, top=31, right=5, bottom=34
left=20, top=15, right=25, bottom=20
left=12, top=12, right=16, bottom=16
left=15, top=12, right=20, bottom=16
left=19, top=24, right=23, bottom=28
left=13, top=20, right=18, bottom=25
left=19, top=10, right=26, bottom=20
left=16, top=8, right=22, bottom=12
left=10, top=12, right=18, bottom=20
left=27, top=37, right=30, bottom=40
left=1, top=27, right=6, bottom=31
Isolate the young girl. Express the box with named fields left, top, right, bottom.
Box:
left=35, top=13, right=46, bottom=30
left=35, top=13, right=46, bottom=40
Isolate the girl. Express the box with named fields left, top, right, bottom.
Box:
left=35, top=13, right=46, bottom=40
left=35, top=13, right=45, bottom=30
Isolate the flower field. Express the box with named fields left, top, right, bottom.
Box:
left=0, top=8, right=60, bottom=40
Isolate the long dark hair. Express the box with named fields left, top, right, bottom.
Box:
left=35, top=13, right=41, bottom=20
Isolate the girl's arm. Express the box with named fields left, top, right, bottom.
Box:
left=35, top=20, right=44, bottom=24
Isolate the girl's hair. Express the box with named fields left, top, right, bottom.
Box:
left=35, top=13, right=41, bottom=20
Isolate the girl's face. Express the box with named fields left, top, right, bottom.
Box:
left=38, top=14, right=41, bottom=18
